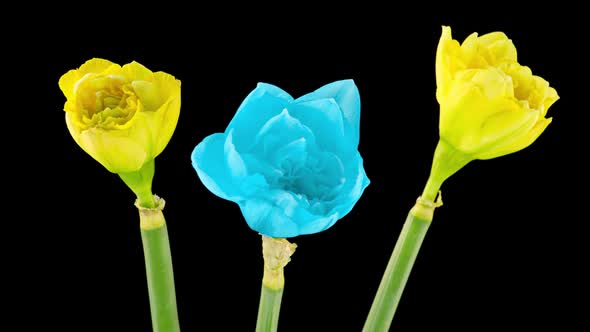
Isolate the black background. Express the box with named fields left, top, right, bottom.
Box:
left=9, top=7, right=589, bottom=331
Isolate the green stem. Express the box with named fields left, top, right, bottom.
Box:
left=363, top=139, right=470, bottom=330
left=256, top=286, right=284, bottom=332
left=255, top=236, right=296, bottom=332
left=120, top=160, right=157, bottom=208
left=362, top=209, right=431, bottom=332
left=422, top=139, right=471, bottom=202
left=138, top=196, right=180, bottom=332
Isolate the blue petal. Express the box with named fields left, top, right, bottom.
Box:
left=241, top=153, right=283, bottom=185
left=329, top=152, right=370, bottom=219
left=294, top=79, right=361, bottom=147
left=192, top=132, right=269, bottom=202
left=239, top=190, right=340, bottom=237
left=303, top=151, right=346, bottom=200
left=290, top=98, right=354, bottom=158
left=191, top=133, right=242, bottom=201
left=224, top=130, right=247, bottom=178
left=272, top=137, right=308, bottom=169
left=226, top=83, right=294, bottom=151
left=254, top=108, right=315, bottom=155
left=293, top=210, right=339, bottom=236
left=239, top=193, right=300, bottom=237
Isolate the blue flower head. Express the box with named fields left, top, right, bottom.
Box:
left=192, top=80, right=370, bottom=237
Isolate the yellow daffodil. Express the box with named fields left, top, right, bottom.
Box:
left=420, top=26, right=559, bottom=202
left=59, top=58, right=181, bottom=174
left=364, top=27, right=561, bottom=332
left=436, top=26, right=558, bottom=160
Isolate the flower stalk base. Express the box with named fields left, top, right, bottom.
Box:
left=256, top=236, right=296, bottom=332
left=363, top=196, right=440, bottom=332
left=137, top=196, right=180, bottom=332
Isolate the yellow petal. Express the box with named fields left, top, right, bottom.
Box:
left=78, top=58, right=118, bottom=75
left=478, top=32, right=517, bottom=64
left=476, top=102, right=539, bottom=152
left=153, top=71, right=181, bottom=100
left=528, top=75, right=551, bottom=113
left=435, top=26, right=453, bottom=83
left=475, top=117, right=552, bottom=160
left=506, top=64, right=534, bottom=101
left=468, top=68, right=514, bottom=100
left=122, top=61, right=154, bottom=82
left=152, top=94, right=181, bottom=157
left=439, top=81, right=497, bottom=152
left=477, top=32, right=509, bottom=46
left=132, top=80, right=162, bottom=112
left=67, top=103, right=151, bottom=173
left=543, top=87, right=559, bottom=113
left=461, top=32, right=480, bottom=58
left=65, top=112, right=84, bottom=149
left=459, top=32, right=490, bottom=68
left=59, top=70, right=81, bottom=100
left=436, top=26, right=464, bottom=102
left=78, top=127, right=149, bottom=173
left=59, top=59, right=121, bottom=102
left=142, top=72, right=181, bottom=156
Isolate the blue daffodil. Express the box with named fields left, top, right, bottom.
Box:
left=192, top=80, right=370, bottom=238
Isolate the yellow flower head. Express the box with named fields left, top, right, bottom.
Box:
left=59, top=58, right=181, bottom=173
left=436, top=26, right=558, bottom=160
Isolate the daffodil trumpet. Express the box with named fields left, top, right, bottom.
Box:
left=59, top=59, right=182, bottom=332
left=363, top=26, right=558, bottom=331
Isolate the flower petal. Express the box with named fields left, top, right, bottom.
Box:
left=290, top=98, right=355, bottom=158
left=78, top=58, right=118, bottom=75
left=294, top=79, right=361, bottom=147
left=475, top=117, right=551, bottom=160
left=77, top=127, right=149, bottom=173
left=59, top=59, right=121, bottom=102
left=146, top=92, right=181, bottom=157
left=239, top=196, right=300, bottom=237
left=153, top=71, right=181, bottom=102
left=439, top=81, right=496, bottom=152
left=272, top=137, right=308, bottom=168
left=327, top=152, right=370, bottom=219
left=294, top=212, right=340, bottom=237
left=479, top=105, right=539, bottom=146
left=463, top=67, right=514, bottom=100
left=191, top=133, right=242, bottom=201
left=132, top=81, right=163, bottom=112
left=254, top=108, right=315, bottom=159
left=478, top=32, right=517, bottom=65
left=122, top=61, right=154, bottom=82
left=226, top=83, right=293, bottom=151
left=246, top=151, right=369, bottom=237
left=241, top=151, right=282, bottom=179
left=59, top=70, right=82, bottom=101
left=542, top=87, right=559, bottom=114
left=436, top=26, right=464, bottom=103
left=224, top=130, right=247, bottom=178
left=239, top=190, right=340, bottom=237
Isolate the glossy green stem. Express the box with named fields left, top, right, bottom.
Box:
left=362, top=211, right=431, bottom=332
left=255, top=285, right=284, bottom=332
left=141, top=223, right=181, bottom=332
